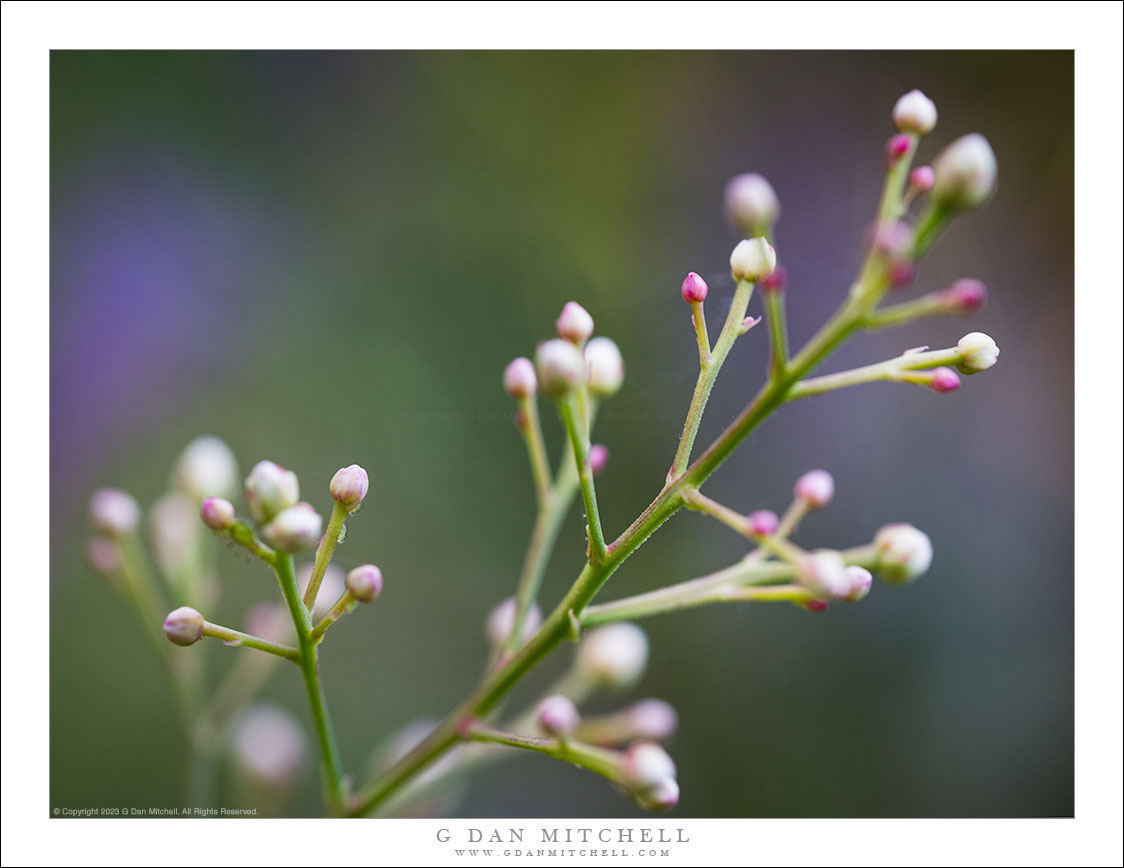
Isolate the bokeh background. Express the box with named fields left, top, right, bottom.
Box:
left=50, top=51, right=1073, bottom=817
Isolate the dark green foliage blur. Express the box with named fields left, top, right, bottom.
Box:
left=51, top=51, right=1073, bottom=817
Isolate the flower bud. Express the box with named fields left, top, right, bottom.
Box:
left=346, top=564, right=383, bottom=603
left=956, top=331, right=1000, bottom=374
left=795, top=550, right=851, bottom=599
left=937, top=278, right=987, bottom=314
left=621, top=741, right=677, bottom=802
left=244, top=460, right=300, bottom=524
left=575, top=623, right=649, bottom=690
left=261, top=502, right=323, bottom=553
left=680, top=272, right=708, bottom=304
left=909, top=165, right=935, bottom=192
left=231, top=703, right=307, bottom=788
left=585, top=336, right=625, bottom=398
left=873, top=523, right=933, bottom=584
left=486, top=596, right=542, bottom=649
left=729, top=237, right=777, bottom=283
left=760, top=263, right=788, bottom=293
left=86, top=537, right=121, bottom=578
left=746, top=509, right=779, bottom=537
left=535, top=339, right=586, bottom=399
left=927, top=366, right=961, bottom=393
left=200, top=496, right=236, bottom=531
left=330, top=464, right=369, bottom=512
left=636, top=777, right=680, bottom=811
left=173, top=435, right=238, bottom=501
left=892, top=89, right=937, bottom=135
left=163, top=606, right=205, bottom=646
left=555, top=301, right=595, bottom=345
left=503, top=357, right=537, bottom=399
left=840, top=565, right=873, bottom=602
left=89, top=488, right=140, bottom=536
left=536, top=695, right=581, bottom=739
left=297, top=562, right=346, bottom=620
left=628, top=699, right=679, bottom=741
left=886, top=133, right=912, bottom=165
left=723, top=173, right=780, bottom=237
left=794, top=469, right=834, bottom=510
left=932, top=133, right=997, bottom=211
left=149, top=493, right=201, bottom=574
left=589, top=444, right=610, bottom=477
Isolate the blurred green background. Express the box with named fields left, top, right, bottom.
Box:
left=50, top=51, right=1073, bottom=817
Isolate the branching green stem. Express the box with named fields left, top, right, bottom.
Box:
left=303, top=501, right=348, bottom=610
left=310, top=590, right=359, bottom=641
left=786, top=345, right=962, bottom=401
left=462, top=723, right=621, bottom=781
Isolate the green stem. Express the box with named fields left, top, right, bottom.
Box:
left=878, top=132, right=918, bottom=221
left=669, top=278, right=756, bottom=480
left=310, top=591, right=358, bottom=641
left=518, top=395, right=553, bottom=506
left=690, top=301, right=712, bottom=366
left=559, top=394, right=607, bottom=562
left=764, top=291, right=789, bottom=377
left=786, top=345, right=962, bottom=401
left=463, top=724, right=621, bottom=781
left=865, top=293, right=949, bottom=330
left=273, top=553, right=346, bottom=814
left=202, top=621, right=301, bottom=661
left=303, top=502, right=348, bottom=611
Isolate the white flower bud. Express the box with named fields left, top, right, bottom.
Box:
left=723, top=173, right=780, bottom=236
left=729, top=237, right=777, bottom=283
left=555, top=301, right=595, bottom=345
left=932, top=133, right=997, bottom=211
left=485, top=596, right=542, bottom=649
left=534, top=339, right=586, bottom=399
left=892, top=89, right=938, bottom=135
left=503, top=357, right=537, bottom=399
left=330, top=464, right=369, bottom=512
left=584, top=336, right=625, bottom=398
left=244, top=460, right=300, bottom=524
left=231, top=703, right=307, bottom=788
left=89, top=488, right=140, bottom=536
left=873, top=523, right=933, bottom=584
left=795, top=550, right=851, bottom=599
left=200, top=497, right=236, bottom=531
left=956, top=331, right=1000, bottom=374
left=163, top=606, right=205, bottom=646
left=840, top=565, right=873, bottom=602
left=636, top=777, right=680, bottom=811
left=262, top=502, right=323, bottom=553
left=536, top=695, right=581, bottom=738
left=346, top=564, right=383, bottom=603
left=173, top=435, right=239, bottom=501
left=148, top=493, right=200, bottom=576
left=794, top=469, right=835, bottom=509
left=575, top=623, right=649, bottom=690
left=86, top=537, right=121, bottom=579
left=621, top=741, right=677, bottom=793
left=628, top=699, right=679, bottom=741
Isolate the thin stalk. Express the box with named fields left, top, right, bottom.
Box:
left=786, top=345, right=962, bottom=401
left=303, top=502, right=348, bottom=610
left=202, top=621, right=301, bottom=661
left=763, top=290, right=789, bottom=377
left=690, top=301, right=711, bottom=366
left=310, top=591, right=358, bottom=641
left=462, top=724, right=621, bottom=781
left=274, top=553, right=346, bottom=814
left=865, top=293, right=950, bottom=330
left=559, top=394, right=607, bottom=562
left=518, top=396, right=553, bottom=506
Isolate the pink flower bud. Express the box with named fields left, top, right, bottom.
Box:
left=637, top=777, right=680, bottom=811
left=628, top=699, right=679, bottom=741
left=621, top=741, right=677, bottom=798
left=584, top=336, right=625, bottom=398
left=724, top=172, right=780, bottom=236
left=244, top=460, right=300, bottom=524
left=936, top=278, right=987, bottom=314
left=680, top=271, right=709, bottom=304
left=261, top=502, right=323, bottom=553
left=85, top=537, right=120, bottom=578
left=163, top=606, right=205, bottom=646
left=589, top=444, right=610, bottom=476
left=536, top=695, right=581, bottom=738
left=933, top=133, right=997, bottom=211
left=927, top=367, right=961, bottom=393
left=746, top=509, right=779, bottom=537
left=346, top=564, right=383, bottom=603
left=89, top=488, right=140, bottom=536
left=795, top=550, right=851, bottom=599
left=892, top=89, right=937, bottom=135
left=200, top=497, right=236, bottom=531
left=873, top=523, right=933, bottom=584
left=909, top=165, right=935, bottom=192
left=729, top=237, right=777, bottom=283
left=231, top=703, right=307, bottom=788
left=535, top=338, right=586, bottom=399
left=886, top=133, right=912, bottom=166
left=173, top=435, right=238, bottom=501
left=888, top=261, right=916, bottom=289
left=485, top=596, right=542, bottom=648
left=794, top=469, right=834, bottom=509
left=840, top=565, right=873, bottom=602
left=760, top=263, right=788, bottom=293
left=503, top=357, right=537, bottom=399
left=576, top=623, right=649, bottom=689
left=873, top=220, right=915, bottom=258
left=330, top=464, right=369, bottom=512
left=956, top=331, right=1000, bottom=374
left=803, top=598, right=829, bottom=613
left=555, top=301, right=595, bottom=345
